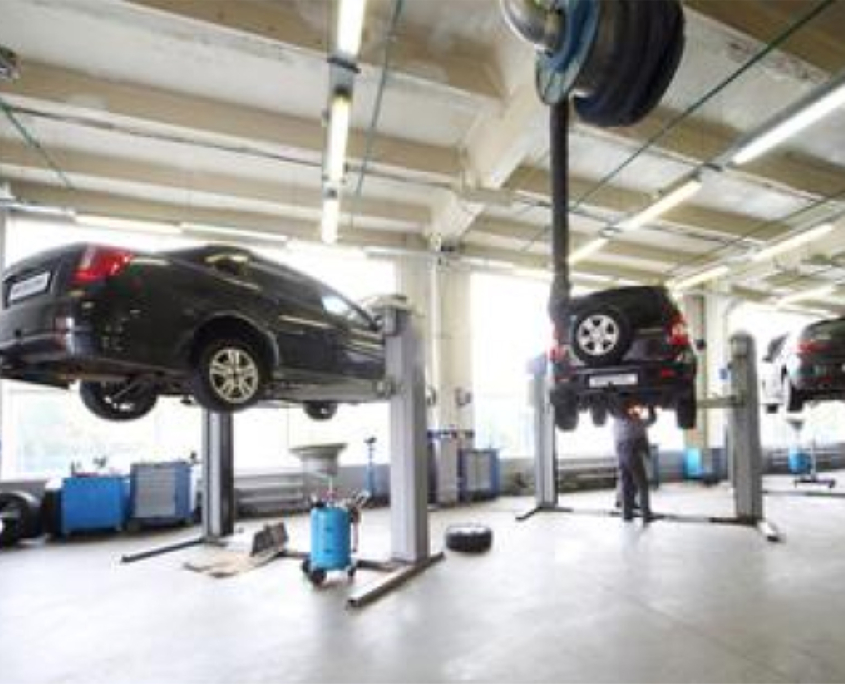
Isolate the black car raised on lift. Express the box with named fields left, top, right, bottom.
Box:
left=762, top=317, right=845, bottom=414
left=550, top=285, right=698, bottom=430
left=0, top=243, right=385, bottom=421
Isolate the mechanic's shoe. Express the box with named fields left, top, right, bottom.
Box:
left=622, top=514, right=635, bottom=522
left=642, top=511, right=655, bottom=524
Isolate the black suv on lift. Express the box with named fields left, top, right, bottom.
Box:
left=549, top=285, right=698, bottom=431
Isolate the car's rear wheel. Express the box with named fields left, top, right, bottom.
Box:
left=80, top=380, right=158, bottom=421
left=191, top=338, right=265, bottom=413
left=554, top=392, right=579, bottom=432
left=571, top=306, right=633, bottom=367
left=676, top=392, right=697, bottom=430
left=783, top=376, right=804, bottom=413
left=0, top=491, right=42, bottom=547
left=304, top=402, right=338, bottom=421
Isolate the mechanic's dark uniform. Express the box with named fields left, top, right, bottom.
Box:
left=613, top=408, right=656, bottom=521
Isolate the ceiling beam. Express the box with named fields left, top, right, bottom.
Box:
left=508, top=166, right=788, bottom=243
left=0, top=140, right=429, bottom=228
left=8, top=180, right=428, bottom=252
left=0, top=62, right=460, bottom=182
left=686, top=0, right=845, bottom=76
left=573, top=104, right=845, bottom=203
left=126, top=0, right=502, bottom=105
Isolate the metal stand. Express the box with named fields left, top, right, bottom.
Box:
left=519, top=334, right=782, bottom=543
left=121, top=411, right=236, bottom=563
left=347, top=304, right=445, bottom=608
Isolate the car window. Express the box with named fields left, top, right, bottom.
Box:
left=319, top=291, right=372, bottom=328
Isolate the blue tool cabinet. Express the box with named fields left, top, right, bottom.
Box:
left=61, top=475, right=128, bottom=536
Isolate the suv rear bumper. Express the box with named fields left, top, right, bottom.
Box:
left=553, top=359, right=696, bottom=410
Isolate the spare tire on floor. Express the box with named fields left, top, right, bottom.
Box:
left=445, top=523, right=493, bottom=553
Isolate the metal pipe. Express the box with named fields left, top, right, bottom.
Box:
left=499, top=0, right=560, bottom=52
left=548, top=99, right=571, bottom=326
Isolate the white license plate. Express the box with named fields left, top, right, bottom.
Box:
left=588, top=373, right=638, bottom=388
left=9, top=272, right=51, bottom=303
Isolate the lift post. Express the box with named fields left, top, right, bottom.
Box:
left=347, top=302, right=445, bottom=609
left=120, top=409, right=236, bottom=563
left=519, top=332, right=782, bottom=542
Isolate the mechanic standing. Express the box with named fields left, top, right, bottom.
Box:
left=614, top=405, right=657, bottom=523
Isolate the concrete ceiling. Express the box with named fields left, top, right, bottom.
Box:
left=1, top=0, right=845, bottom=311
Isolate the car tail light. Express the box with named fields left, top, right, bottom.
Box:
left=73, top=247, right=133, bottom=285
left=549, top=323, right=568, bottom=363
left=659, top=368, right=677, bottom=379
left=668, top=314, right=690, bottom=348
left=797, top=339, right=830, bottom=356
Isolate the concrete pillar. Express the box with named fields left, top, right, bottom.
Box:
left=0, top=209, right=7, bottom=476
left=429, top=263, right=474, bottom=430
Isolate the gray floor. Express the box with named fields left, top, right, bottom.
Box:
left=4, top=477, right=845, bottom=684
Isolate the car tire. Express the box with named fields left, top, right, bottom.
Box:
left=191, top=338, right=266, bottom=413
left=0, top=491, right=42, bottom=547
left=80, top=381, right=158, bottom=421
left=591, top=403, right=608, bottom=427
left=554, top=392, right=579, bottom=432
left=676, top=393, right=697, bottom=430
left=445, top=523, right=493, bottom=553
left=304, top=401, right=338, bottom=421
left=571, top=305, right=633, bottom=367
left=784, top=377, right=804, bottom=413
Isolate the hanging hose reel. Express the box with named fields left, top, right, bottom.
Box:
left=501, top=0, right=685, bottom=127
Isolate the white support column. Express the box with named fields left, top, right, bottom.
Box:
left=729, top=333, right=764, bottom=521
left=430, top=263, right=474, bottom=430
left=0, top=208, right=7, bottom=477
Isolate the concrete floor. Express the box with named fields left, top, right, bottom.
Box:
left=4, top=478, right=845, bottom=683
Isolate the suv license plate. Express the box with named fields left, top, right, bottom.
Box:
left=589, top=373, right=638, bottom=388
left=9, top=272, right=51, bottom=303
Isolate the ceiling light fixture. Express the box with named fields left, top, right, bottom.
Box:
left=732, top=76, right=845, bottom=165
left=325, top=93, right=352, bottom=185
left=321, top=193, right=340, bottom=244
left=77, top=214, right=182, bottom=235
left=778, top=284, right=836, bottom=306
left=569, top=237, right=608, bottom=265
left=336, top=0, right=368, bottom=58
left=622, top=177, right=703, bottom=231
left=752, top=223, right=834, bottom=262
left=669, top=264, right=730, bottom=292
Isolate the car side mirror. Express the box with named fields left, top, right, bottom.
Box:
left=695, top=339, right=706, bottom=352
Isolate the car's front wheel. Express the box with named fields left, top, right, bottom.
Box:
left=304, top=402, right=338, bottom=421
left=80, top=380, right=158, bottom=421
left=191, top=338, right=266, bottom=413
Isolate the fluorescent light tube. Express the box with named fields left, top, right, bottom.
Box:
left=569, top=237, right=607, bottom=265
left=336, top=0, right=368, bottom=58
left=733, top=82, right=845, bottom=165
left=181, top=223, right=289, bottom=244
left=623, top=178, right=703, bottom=231
left=670, top=264, right=729, bottom=292
left=326, top=94, right=351, bottom=184
left=515, top=268, right=552, bottom=282
left=779, top=284, right=836, bottom=306
left=752, top=223, right=834, bottom=262
left=77, top=214, right=182, bottom=235
left=321, top=196, right=340, bottom=244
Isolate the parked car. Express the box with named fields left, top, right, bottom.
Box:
left=549, top=285, right=698, bottom=431
left=0, top=243, right=386, bottom=421
left=761, top=317, right=845, bottom=413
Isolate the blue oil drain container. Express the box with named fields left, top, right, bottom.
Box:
left=302, top=504, right=355, bottom=585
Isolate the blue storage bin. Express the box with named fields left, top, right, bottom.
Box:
left=310, top=506, right=351, bottom=571
left=683, top=447, right=703, bottom=480
left=61, top=475, right=128, bottom=535
left=788, top=449, right=811, bottom=475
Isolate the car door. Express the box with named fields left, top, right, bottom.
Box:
left=250, top=261, right=335, bottom=375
